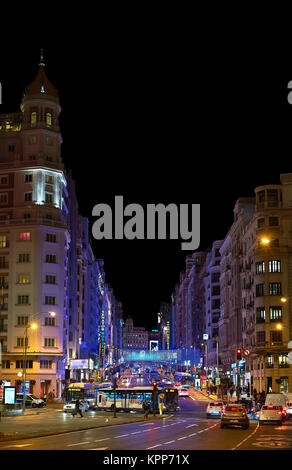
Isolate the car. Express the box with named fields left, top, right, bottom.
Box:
left=285, top=393, right=292, bottom=418
left=258, top=404, right=285, bottom=425
left=16, top=393, right=46, bottom=408
left=63, top=400, right=90, bottom=413
left=220, top=404, right=249, bottom=429
left=206, top=401, right=224, bottom=418
left=265, top=393, right=288, bottom=420
left=178, top=388, right=189, bottom=397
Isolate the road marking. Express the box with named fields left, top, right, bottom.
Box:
left=94, top=438, right=110, bottom=442
left=178, top=436, right=187, bottom=440
left=186, top=424, right=199, bottom=428
left=3, top=444, right=32, bottom=448
left=188, top=433, right=197, bottom=437
left=139, top=422, right=155, bottom=426
left=163, top=440, right=175, bottom=444
left=231, top=423, right=259, bottom=450
left=131, top=431, right=141, bottom=435
left=67, top=441, right=90, bottom=447
left=146, top=444, right=162, bottom=449
left=114, top=434, right=129, bottom=438
left=88, top=447, right=108, bottom=450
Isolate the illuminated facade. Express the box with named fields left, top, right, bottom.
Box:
left=0, top=58, right=69, bottom=397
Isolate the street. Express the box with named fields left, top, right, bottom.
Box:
left=1, top=393, right=292, bottom=450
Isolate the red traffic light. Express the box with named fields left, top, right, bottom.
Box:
left=152, top=381, right=157, bottom=387
left=236, top=348, right=242, bottom=360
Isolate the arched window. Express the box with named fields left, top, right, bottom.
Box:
left=31, top=112, right=37, bottom=126
left=46, top=113, right=52, bottom=127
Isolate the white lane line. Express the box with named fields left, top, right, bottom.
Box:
left=94, top=438, right=110, bottom=442
left=3, top=444, right=32, bottom=448
left=146, top=444, right=162, bottom=449
left=114, top=434, right=129, bottom=438
left=163, top=440, right=176, bottom=445
left=67, top=441, right=90, bottom=447
left=178, top=436, right=187, bottom=440
left=188, top=433, right=197, bottom=437
left=139, top=422, right=155, bottom=426
left=186, top=424, right=199, bottom=428
left=88, top=447, right=108, bottom=450
left=231, top=423, right=259, bottom=450
left=131, top=431, right=141, bottom=435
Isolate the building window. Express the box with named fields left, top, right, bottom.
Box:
left=45, top=274, right=56, bottom=284
left=8, top=144, right=15, bottom=152
left=269, top=306, right=282, bottom=322
left=256, top=261, right=265, bottom=274
left=45, top=175, right=53, bottom=184
left=0, top=194, right=8, bottom=205
left=268, top=260, right=281, bottom=273
left=269, top=282, right=282, bottom=296
left=256, top=284, right=265, bottom=297
left=257, top=218, right=265, bottom=228
left=40, top=360, right=53, bottom=369
left=28, top=136, right=37, bottom=144
left=17, top=295, right=29, bottom=305
left=24, top=192, right=32, bottom=201
left=18, top=253, right=30, bottom=263
left=279, top=355, right=289, bottom=367
left=45, top=193, right=53, bottom=204
left=44, top=338, right=56, bottom=347
left=18, top=274, right=30, bottom=284
left=270, top=330, right=282, bottom=344
left=46, top=136, right=53, bottom=146
left=45, top=296, right=56, bottom=305
left=256, top=331, right=265, bottom=344
left=45, top=316, right=56, bottom=326
left=0, top=235, right=7, bottom=248
left=23, top=213, right=31, bottom=219
left=17, top=316, right=29, bottom=326
left=267, top=189, right=279, bottom=207
left=17, top=337, right=27, bottom=347
left=2, top=360, right=10, bottom=369
left=31, top=112, right=37, bottom=126
left=16, top=359, right=33, bottom=368
left=269, top=216, right=279, bottom=226
left=24, top=174, right=33, bottom=183
left=256, top=307, right=266, bottom=323
left=45, top=254, right=56, bottom=263
left=46, top=113, right=52, bottom=127
left=267, top=355, right=274, bottom=368
left=19, top=232, right=31, bottom=241
left=29, top=155, right=36, bottom=161
left=46, top=233, right=56, bottom=243
left=258, top=190, right=265, bottom=205
left=0, top=176, right=8, bottom=185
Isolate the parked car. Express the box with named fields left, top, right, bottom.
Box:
left=220, top=404, right=249, bottom=429
left=206, top=401, right=224, bottom=418
left=258, top=405, right=285, bottom=425
left=63, top=400, right=89, bottom=413
left=178, top=388, right=189, bottom=397
left=285, top=393, right=292, bottom=418
left=16, top=393, right=46, bottom=408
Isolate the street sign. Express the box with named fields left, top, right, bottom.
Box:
left=215, top=378, right=220, bottom=385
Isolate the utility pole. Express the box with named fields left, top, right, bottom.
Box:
left=113, top=378, right=117, bottom=418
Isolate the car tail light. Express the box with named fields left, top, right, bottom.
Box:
left=277, top=411, right=282, bottom=415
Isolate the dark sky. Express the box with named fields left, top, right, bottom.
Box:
left=1, top=36, right=292, bottom=330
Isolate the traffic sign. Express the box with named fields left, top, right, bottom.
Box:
left=215, top=378, right=220, bottom=385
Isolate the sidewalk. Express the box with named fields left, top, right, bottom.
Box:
left=0, top=407, right=168, bottom=442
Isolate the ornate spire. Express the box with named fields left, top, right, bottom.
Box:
left=39, top=48, right=45, bottom=67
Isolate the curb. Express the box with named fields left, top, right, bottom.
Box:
left=0, top=414, right=169, bottom=442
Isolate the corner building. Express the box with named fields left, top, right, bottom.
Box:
left=0, top=61, right=69, bottom=397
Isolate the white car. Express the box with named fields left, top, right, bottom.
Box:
left=178, top=388, right=189, bottom=397
left=258, top=405, right=285, bottom=425
left=63, top=400, right=89, bottom=413
left=206, top=401, right=224, bottom=418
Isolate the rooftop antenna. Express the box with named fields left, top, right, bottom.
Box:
left=39, top=48, right=45, bottom=67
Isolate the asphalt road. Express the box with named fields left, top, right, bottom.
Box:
left=1, top=395, right=292, bottom=450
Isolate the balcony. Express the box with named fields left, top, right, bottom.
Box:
left=0, top=324, right=7, bottom=333
left=0, top=262, right=8, bottom=269
left=279, top=363, right=289, bottom=368
left=256, top=317, right=265, bottom=324
left=0, top=304, right=8, bottom=311
left=0, top=241, right=9, bottom=248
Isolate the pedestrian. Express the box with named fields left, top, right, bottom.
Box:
left=159, top=400, right=164, bottom=416
left=72, top=399, right=83, bottom=418
left=143, top=400, right=150, bottom=420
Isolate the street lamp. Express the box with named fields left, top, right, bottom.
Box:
left=22, top=311, right=56, bottom=411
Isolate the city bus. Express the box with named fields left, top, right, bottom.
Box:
left=161, top=387, right=180, bottom=412
left=64, top=383, right=100, bottom=409
left=97, top=386, right=161, bottom=412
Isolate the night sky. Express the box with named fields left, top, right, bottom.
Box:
left=1, top=37, right=292, bottom=331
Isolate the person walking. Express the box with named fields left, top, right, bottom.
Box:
left=72, top=399, right=83, bottom=418
left=143, top=400, right=150, bottom=420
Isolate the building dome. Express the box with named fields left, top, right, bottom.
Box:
left=23, top=50, right=58, bottom=100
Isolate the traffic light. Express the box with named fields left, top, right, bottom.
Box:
left=236, top=348, right=242, bottom=361
left=152, top=381, right=157, bottom=388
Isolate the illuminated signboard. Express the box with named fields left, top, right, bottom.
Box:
left=4, top=386, right=16, bottom=405
left=70, top=359, right=89, bottom=369
left=150, top=340, right=159, bottom=351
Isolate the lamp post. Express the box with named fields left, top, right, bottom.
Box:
left=22, top=311, right=56, bottom=412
